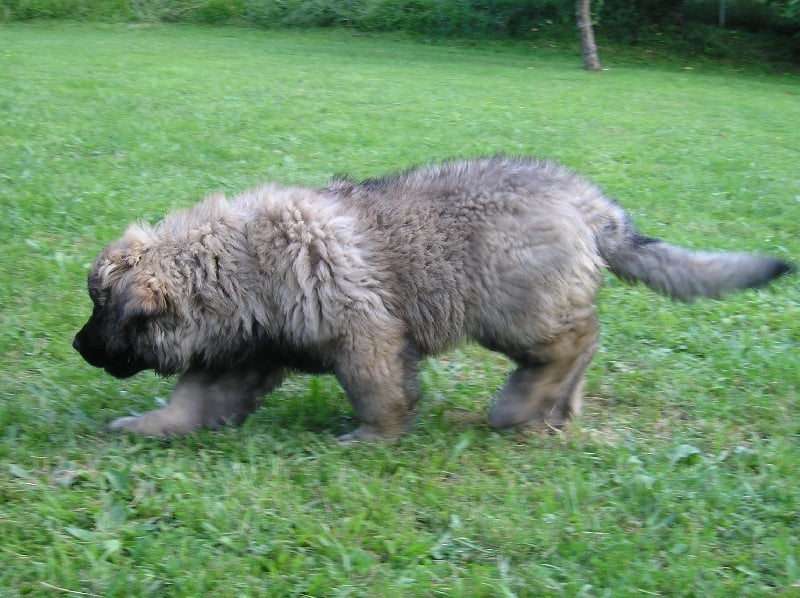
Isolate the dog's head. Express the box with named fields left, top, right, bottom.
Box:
left=73, top=226, right=180, bottom=378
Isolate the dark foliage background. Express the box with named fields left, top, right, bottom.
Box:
left=2, top=0, right=799, bottom=64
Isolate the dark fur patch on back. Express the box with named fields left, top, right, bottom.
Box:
left=632, top=233, right=660, bottom=247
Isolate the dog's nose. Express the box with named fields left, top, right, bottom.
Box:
left=72, top=335, right=82, bottom=352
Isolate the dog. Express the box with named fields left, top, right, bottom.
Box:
left=73, top=156, right=793, bottom=440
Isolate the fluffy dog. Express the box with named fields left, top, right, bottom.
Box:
left=73, top=156, right=792, bottom=440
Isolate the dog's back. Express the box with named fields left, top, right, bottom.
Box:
left=332, top=155, right=792, bottom=305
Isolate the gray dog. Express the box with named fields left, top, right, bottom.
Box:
left=73, top=156, right=792, bottom=440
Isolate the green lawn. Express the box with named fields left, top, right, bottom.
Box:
left=1, top=22, right=798, bottom=596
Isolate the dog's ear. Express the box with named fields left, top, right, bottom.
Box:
left=97, top=225, right=152, bottom=285
left=120, top=274, right=170, bottom=323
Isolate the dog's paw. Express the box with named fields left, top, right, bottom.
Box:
left=107, top=409, right=197, bottom=438
left=108, top=414, right=165, bottom=438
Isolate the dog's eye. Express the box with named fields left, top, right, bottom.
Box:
left=89, top=291, right=106, bottom=309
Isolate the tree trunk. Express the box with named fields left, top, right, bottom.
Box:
left=576, top=0, right=602, bottom=71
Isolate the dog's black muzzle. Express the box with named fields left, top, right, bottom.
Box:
left=73, top=325, right=147, bottom=379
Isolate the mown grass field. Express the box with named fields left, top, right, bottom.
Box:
left=0, top=22, right=798, bottom=596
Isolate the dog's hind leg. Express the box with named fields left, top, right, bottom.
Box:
left=108, top=366, right=284, bottom=437
left=487, top=309, right=599, bottom=431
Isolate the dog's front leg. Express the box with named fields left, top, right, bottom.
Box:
left=333, top=334, right=420, bottom=442
left=108, top=365, right=285, bottom=437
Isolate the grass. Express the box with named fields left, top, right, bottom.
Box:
left=0, top=22, right=798, bottom=596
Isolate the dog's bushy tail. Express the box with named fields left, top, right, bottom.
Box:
left=594, top=202, right=792, bottom=302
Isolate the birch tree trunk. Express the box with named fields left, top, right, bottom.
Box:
left=576, top=0, right=602, bottom=71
